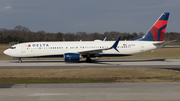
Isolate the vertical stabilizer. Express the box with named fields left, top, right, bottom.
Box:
left=136, top=12, right=169, bottom=41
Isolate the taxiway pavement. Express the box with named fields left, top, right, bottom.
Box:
left=0, top=59, right=180, bottom=70
left=0, top=83, right=180, bottom=100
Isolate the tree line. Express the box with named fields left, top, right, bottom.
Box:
left=0, top=25, right=180, bottom=44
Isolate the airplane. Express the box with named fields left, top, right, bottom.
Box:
left=4, top=12, right=170, bottom=63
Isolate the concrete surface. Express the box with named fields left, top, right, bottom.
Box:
left=0, top=83, right=180, bottom=100
left=0, top=59, right=180, bottom=70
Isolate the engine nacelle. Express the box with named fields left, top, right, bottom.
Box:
left=64, top=53, right=80, bottom=62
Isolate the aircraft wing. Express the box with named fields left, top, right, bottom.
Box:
left=78, top=37, right=121, bottom=55
left=78, top=48, right=108, bottom=55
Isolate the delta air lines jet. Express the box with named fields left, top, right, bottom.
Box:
left=4, top=12, right=170, bottom=63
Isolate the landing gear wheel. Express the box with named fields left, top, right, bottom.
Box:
left=18, top=60, right=22, bottom=63
left=86, top=57, right=92, bottom=63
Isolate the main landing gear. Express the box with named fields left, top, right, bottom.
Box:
left=18, top=59, right=22, bottom=63
left=13, top=57, right=22, bottom=63
left=86, top=57, right=92, bottom=63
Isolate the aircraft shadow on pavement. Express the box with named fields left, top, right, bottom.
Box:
left=11, top=59, right=166, bottom=64
left=84, top=59, right=166, bottom=65
left=11, top=60, right=64, bottom=63
left=93, top=59, right=166, bottom=62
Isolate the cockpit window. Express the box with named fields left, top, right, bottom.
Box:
left=10, top=47, right=16, bottom=49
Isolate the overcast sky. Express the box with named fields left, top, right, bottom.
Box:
left=0, top=0, right=179, bottom=34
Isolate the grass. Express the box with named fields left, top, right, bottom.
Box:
left=0, top=78, right=113, bottom=84
left=0, top=68, right=180, bottom=84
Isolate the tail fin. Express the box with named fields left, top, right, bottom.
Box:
left=136, top=12, right=169, bottom=41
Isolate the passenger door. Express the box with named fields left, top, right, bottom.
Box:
left=21, top=45, right=26, bottom=53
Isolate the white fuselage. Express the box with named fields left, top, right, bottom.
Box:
left=4, top=40, right=163, bottom=58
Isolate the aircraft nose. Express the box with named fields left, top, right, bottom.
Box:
left=3, top=49, right=9, bottom=55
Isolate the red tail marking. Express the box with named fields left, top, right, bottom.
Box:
left=150, top=26, right=159, bottom=41
left=154, top=20, right=168, bottom=28
left=150, top=20, right=168, bottom=41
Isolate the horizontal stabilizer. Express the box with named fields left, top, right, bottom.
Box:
left=153, top=40, right=176, bottom=45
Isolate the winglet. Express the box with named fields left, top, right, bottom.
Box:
left=111, top=37, right=121, bottom=52
left=103, top=37, right=107, bottom=41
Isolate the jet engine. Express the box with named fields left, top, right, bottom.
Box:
left=64, top=53, right=80, bottom=62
